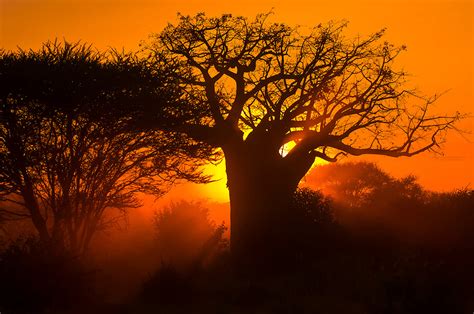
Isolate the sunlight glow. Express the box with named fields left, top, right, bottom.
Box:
left=201, top=161, right=230, bottom=202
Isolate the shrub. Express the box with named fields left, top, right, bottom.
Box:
left=0, top=236, right=94, bottom=313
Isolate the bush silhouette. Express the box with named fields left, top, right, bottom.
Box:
left=137, top=181, right=473, bottom=313
left=305, top=161, right=474, bottom=253
left=284, top=188, right=340, bottom=262
left=0, top=237, right=95, bottom=313
left=153, top=200, right=228, bottom=270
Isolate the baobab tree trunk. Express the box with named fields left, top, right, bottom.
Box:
left=223, top=140, right=316, bottom=267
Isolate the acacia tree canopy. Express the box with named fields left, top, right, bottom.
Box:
left=0, top=41, right=215, bottom=254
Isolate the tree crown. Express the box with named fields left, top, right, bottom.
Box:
left=0, top=40, right=215, bottom=253
left=149, top=13, right=461, bottom=162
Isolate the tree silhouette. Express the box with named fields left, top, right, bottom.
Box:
left=154, top=200, right=227, bottom=269
left=305, top=162, right=474, bottom=252
left=0, top=41, right=213, bottom=254
left=305, top=161, right=424, bottom=208
left=146, top=12, right=462, bottom=262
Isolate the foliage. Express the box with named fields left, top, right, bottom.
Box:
left=139, top=184, right=473, bottom=314
left=306, top=161, right=424, bottom=208
left=292, top=187, right=335, bottom=227
left=0, top=236, right=94, bottom=313
left=0, top=40, right=215, bottom=254
left=306, top=161, right=474, bottom=251
left=145, top=12, right=462, bottom=260
left=148, top=12, right=461, bottom=159
left=153, top=200, right=228, bottom=269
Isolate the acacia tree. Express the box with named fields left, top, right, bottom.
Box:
left=305, top=161, right=424, bottom=208
left=148, top=13, right=461, bottom=261
left=0, top=41, right=213, bottom=254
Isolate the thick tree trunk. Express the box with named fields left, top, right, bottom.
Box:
left=224, top=140, right=315, bottom=268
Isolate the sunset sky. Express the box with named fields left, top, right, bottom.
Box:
left=1, top=0, right=473, bottom=199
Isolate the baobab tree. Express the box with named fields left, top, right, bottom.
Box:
left=148, top=13, right=461, bottom=262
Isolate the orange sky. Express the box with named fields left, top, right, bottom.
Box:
left=1, top=0, right=473, bottom=198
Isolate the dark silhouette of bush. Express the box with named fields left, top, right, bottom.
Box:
left=0, top=237, right=95, bottom=314
left=137, top=184, right=473, bottom=313
left=153, top=200, right=228, bottom=270
left=283, top=188, right=341, bottom=263
left=421, top=188, right=474, bottom=251
left=291, top=188, right=336, bottom=228
left=305, top=162, right=474, bottom=255
left=140, top=263, right=194, bottom=307
left=139, top=201, right=230, bottom=309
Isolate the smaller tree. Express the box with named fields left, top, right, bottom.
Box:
left=0, top=41, right=214, bottom=254
left=306, top=162, right=474, bottom=253
left=154, top=200, right=227, bottom=269
left=304, top=161, right=425, bottom=208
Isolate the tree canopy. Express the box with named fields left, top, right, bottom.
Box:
left=149, top=13, right=460, bottom=162
left=0, top=40, right=214, bottom=253
left=145, top=12, right=463, bottom=262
